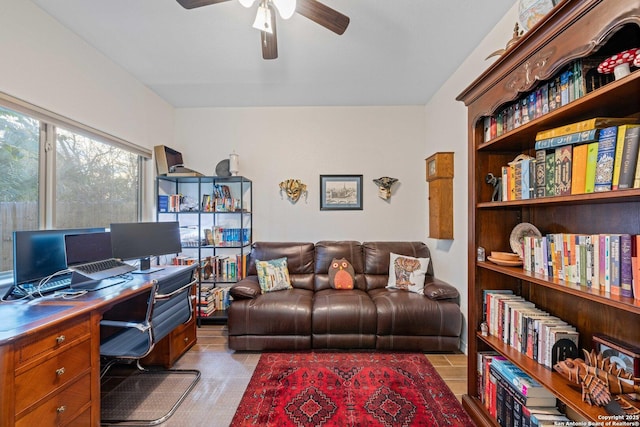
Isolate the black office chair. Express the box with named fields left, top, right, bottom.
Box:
left=100, top=265, right=200, bottom=426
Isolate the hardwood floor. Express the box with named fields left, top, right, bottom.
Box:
left=134, top=324, right=468, bottom=426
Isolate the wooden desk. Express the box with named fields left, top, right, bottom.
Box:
left=0, top=265, right=195, bottom=427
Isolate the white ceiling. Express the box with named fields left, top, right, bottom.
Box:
left=29, top=0, right=515, bottom=108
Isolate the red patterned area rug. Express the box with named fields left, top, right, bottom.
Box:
left=231, top=352, right=475, bottom=427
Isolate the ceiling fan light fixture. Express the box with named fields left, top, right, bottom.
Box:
left=272, top=0, right=296, bottom=19
left=252, top=4, right=273, bottom=34
left=238, top=0, right=256, bottom=7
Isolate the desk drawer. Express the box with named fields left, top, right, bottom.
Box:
left=16, top=373, right=91, bottom=427
left=170, top=318, right=196, bottom=357
left=15, top=317, right=90, bottom=368
left=15, top=340, right=91, bottom=415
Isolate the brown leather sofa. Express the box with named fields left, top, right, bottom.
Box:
left=227, top=241, right=463, bottom=352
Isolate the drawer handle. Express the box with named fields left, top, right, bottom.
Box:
left=56, top=335, right=66, bottom=344
left=56, top=367, right=65, bottom=376
left=184, top=337, right=189, bottom=343
left=56, top=405, right=66, bottom=414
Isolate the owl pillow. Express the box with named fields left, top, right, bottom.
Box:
left=328, top=258, right=355, bottom=290
left=256, top=257, right=293, bottom=293
left=386, top=253, right=430, bottom=294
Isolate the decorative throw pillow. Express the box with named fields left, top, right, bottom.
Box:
left=328, top=258, right=355, bottom=289
left=387, top=252, right=430, bottom=294
left=256, top=257, right=292, bottom=293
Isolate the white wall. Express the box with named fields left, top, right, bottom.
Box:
left=175, top=106, right=428, bottom=242
left=0, top=0, right=174, bottom=155
left=424, top=3, right=519, bottom=352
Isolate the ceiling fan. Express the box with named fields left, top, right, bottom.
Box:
left=176, top=0, right=350, bottom=60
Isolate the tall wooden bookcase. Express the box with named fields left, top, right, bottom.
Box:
left=457, top=1, right=640, bottom=425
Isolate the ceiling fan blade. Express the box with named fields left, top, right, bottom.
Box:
left=176, top=0, right=231, bottom=9
left=296, top=0, right=350, bottom=35
left=261, top=4, right=278, bottom=59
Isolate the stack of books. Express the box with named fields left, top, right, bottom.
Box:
left=521, top=233, right=640, bottom=299
left=484, top=58, right=615, bottom=142
left=483, top=290, right=579, bottom=368
left=198, top=285, right=231, bottom=317
left=477, top=352, right=570, bottom=426
left=498, top=118, right=640, bottom=201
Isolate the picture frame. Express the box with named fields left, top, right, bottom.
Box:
left=593, top=334, right=640, bottom=379
left=320, top=175, right=363, bottom=211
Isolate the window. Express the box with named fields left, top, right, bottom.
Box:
left=55, top=128, right=140, bottom=229
left=0, top=98, right=149, bottom=272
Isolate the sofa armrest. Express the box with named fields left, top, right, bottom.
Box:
left=423, top=276, right=459, bottom=301
left=229, top=276, right=261, bottom=299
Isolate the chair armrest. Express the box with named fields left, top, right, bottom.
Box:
left=100, top=319, right=150, bottom=332
left=229, top=276, right=261, bottom=299
left=423, top=276, right=460, bottom=301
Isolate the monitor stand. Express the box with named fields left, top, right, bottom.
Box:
left=131, top=257, right=164, bottom=274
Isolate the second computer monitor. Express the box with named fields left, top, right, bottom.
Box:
left=109, top=221, right=182, bottom=273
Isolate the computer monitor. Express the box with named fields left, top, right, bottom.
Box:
left=109, top=221, right=182, bottom=273
left=13, top=228, right=104, bottom=286
left=154, top=145, right=184, bottom=175
left=64, top=231, right=113, bottom=267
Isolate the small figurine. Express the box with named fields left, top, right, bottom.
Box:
left=485, top=173, right=502, bottom=202
left=554, top=349, right=640, bottom=415
left=486, top=22, right=524, bottom=60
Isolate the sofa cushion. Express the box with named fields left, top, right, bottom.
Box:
left=256, top=257, right=292, bottom=293
left=328, top=258, right=355, bottom=289
left=247, top=242, right=315, bottom=291
left=363, top=242, right=434, bottom=291
left=312, top=288, right=377, bottom=348
left=228, top=288, right=313, bottom=336
left=314, top=241, right=365, bottom=291
left=369, top=287, right=462, bottom=338
left=386, top=252, right=430, bottom=294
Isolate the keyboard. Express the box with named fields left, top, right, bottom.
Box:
left=70, top=258, right=135, bottom=280
left=12, top=276, right=72, bottom=298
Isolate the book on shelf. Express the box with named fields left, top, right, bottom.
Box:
left=570, top=143, right=588, bottom=194
left=490, top=359, right=556, bottom=400
left=632, top=235, right=640, bottom=301
left=544, top=151, right=556, bottom=197
left=612, top=125, right=640, bottom=190
left=493, top=372, right=558, bottom=427
left=620, top=234, right=633, bottom=298
left=584, top=141, right=599, bottom=193
left=530, top=413, right=571, bottom=426
left=594, top=126, right=619, bottom=192
left=534, top=150, right=546, bottom=198
left=534, top=128, right=598, bottom=150
left=554, top=146, right=572, bottom=196
left=535, top=117, right=638, bottom=141
left=610, top=234, right=621, bottom=296
left=617, top=126, right=640, bottom=190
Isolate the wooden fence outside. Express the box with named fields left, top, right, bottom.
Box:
left=1, top=202, right=136, bottom=272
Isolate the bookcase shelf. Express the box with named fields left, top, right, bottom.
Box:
left=156, top=175, right=253, bottom=323
left=479, top=261, right=640, bottom=314
left=478, top=334, right=609, bottom=422
left=458, top=1, right=640, bottom=425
